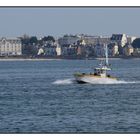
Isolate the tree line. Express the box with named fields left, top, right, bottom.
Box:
left=20, top=35, right=55, bottom=56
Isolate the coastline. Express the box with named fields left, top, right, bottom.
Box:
left=0, top=58, right=63, bottom=61
left=0, top=56, right=139, bottom=61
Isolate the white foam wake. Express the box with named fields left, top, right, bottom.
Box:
left=52, top=78, right=140, bottom=85
left=52, top=78, right=73, bottom=85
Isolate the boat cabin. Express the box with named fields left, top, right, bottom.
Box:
left=94, top=66, right=111, bottom=77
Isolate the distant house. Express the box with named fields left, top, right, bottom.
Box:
left=133, top=48, right=140, bottom=56
left=54, top=40, right=61, bottom=56
left=0, top=37, right=22, bottom=56
left=127, top=36, right=136, bottom=44
left=79, top=35, right=110, bottom=45
left=123, top=44, right=134, bottom=56
left=61, top=44, right=77, bottom=56
left=55, top=45, right=61, bottom=56
left=43, top=45, right=57, bottom=56
left=77, top=46, right=82, bottom=55
left=94, top=44, right=105, bottom=57
left=37, top=45, right=61, bottom=57
left=133, top=46, right=140, bottom=56
left=58, top=35, right=80, bottom=46
left=76, top=45, right=87, bottom=56
left=108, top=43, right=119, bottom=56
left=110, top=34, right=127, bottom=47
left=94, top=43, right=119, bottom=57
left=61, top=45, right=69, bottom=56
left=37, top=48, right=44, bottom=55
left=77, top=39, right=86, bottom=46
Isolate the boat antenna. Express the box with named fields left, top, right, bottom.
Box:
left=105, top=44, right=109, bottom=66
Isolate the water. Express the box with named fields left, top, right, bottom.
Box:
left=0, top=59, right=140, bottom=133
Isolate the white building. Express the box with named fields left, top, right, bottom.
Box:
left=55, top=40, right=61, bottom=56
left=0, top=37, right=22, bottom=56
left=56, top=45, right=61, bottom=56
left=111, top=34, right=127, bottom=47
left=108, top=43, right=119, bottom=56
left=77, top=39, right=86, bottom=46
left=37, top=48, right=44, bottom=55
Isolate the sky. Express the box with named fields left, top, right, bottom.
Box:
left=0, top=7, right=140, bottom=38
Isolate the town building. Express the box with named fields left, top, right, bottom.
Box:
left=58, top=35, right=80, bottom=46
left=55, top=45, right=61, bottom=56
left=79, top=35, right=110, bottom=45
left=43, top=45, right=57, bottom=56
left=94, top=43, right=119, bottom=57
left=110, top=34, right=127, bottom=47
left=54, top=40, right=62, bottom=56
left=77, top=46, right=82, bottom=55
left=37, top=48, right=44, bottom=55
left=133, top=47, right=140, bottom=56
left=127, top=36, right=136, bottom=44
left=76, top=45, right=87, bottom=56
left=37, top=42, right=61, bottom=57
left=0, top=37, right=22, bottom=56
left=108, top=43, right=119, bottom=56
left=94, top=44, right=105, bottom=57
left=77, top=39, right=86, bottom=46
left=123, top=44, right=134, bottom=56
left=133, top=48, right=140, bottom=56
left=61, top=45, right=77, bottom=56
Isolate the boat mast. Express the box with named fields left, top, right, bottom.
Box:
left=105, top=44, right=109, bottom=66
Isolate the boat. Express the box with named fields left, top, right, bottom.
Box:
left=74, top=44, right=117, bottom=84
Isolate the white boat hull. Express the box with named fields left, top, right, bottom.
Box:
left=74, top=74, right=117, bottom=84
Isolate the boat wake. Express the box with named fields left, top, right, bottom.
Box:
left=52, top=78, right=140, bottom=85
left=52, top=78, right=74, bottom=85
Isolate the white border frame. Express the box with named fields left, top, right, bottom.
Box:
left=0, top=0, right=140, bottom=6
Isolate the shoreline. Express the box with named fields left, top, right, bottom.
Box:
left=0, top=58, right=63, bottom=61
left=0, top=57, right=139, bottom=61
left=0, top=55, right=139, bottom=61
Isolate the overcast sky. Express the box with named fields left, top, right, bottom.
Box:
left=0, top=7, right=140, bottom=38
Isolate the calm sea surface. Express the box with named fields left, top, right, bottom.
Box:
left=0, top=59, right=140, bottom=133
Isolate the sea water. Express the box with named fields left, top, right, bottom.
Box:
left=0, top=59, right=140, bottom=133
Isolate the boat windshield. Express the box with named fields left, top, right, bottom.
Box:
left=94, top=68, right=105, bottom=75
